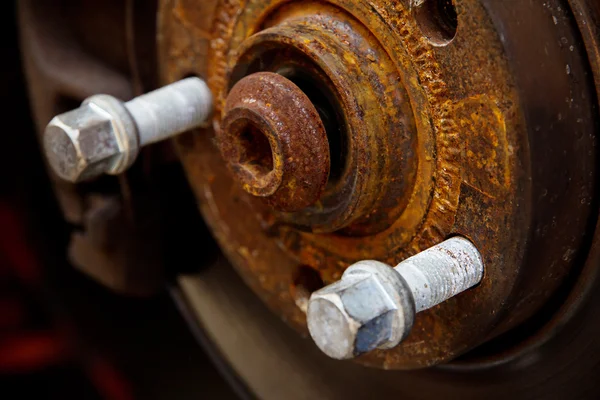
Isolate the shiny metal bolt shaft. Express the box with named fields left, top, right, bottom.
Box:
left=44, top=77, right=212, bottom=183
left=307, top=237, right=484, bottom=360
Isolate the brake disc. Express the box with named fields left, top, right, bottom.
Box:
left=160, top=0, right=600, bottom=362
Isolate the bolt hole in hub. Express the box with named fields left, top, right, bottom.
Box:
left=414, top=0, right=458, bottom=46
left=291, top=265, right=325, bottom=313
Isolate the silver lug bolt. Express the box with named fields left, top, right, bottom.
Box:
left=44, top=77, right=212, bottom=183
left=307, top=237, right=484, bottom=360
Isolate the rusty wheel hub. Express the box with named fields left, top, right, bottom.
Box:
left=159, top=0, right=600, bottom=370
left=221, top=3, right=420, bottom=233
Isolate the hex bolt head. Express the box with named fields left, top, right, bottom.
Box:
left=307, top=237, right=484, bottom=360
left=43, top=77, right=212, bottom=183
left=308, top=261, right=415, bottom=359
left=44, top=95, right=137, bottom=183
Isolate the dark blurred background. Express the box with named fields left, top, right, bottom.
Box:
left=0, top=3, right=237, bottom=398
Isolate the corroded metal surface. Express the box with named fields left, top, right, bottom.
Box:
left=220, top=72, right=329, bottom=211
left=159, top=0, right=600, bottom=369
left=226, top=3, right=419, bottom=233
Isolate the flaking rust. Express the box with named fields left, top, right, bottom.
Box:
left=219, top=72, right=330, bottom=211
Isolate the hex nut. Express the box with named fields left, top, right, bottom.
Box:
left=307, top=261, right=415, bottom=359
left=44, top=95, right=138, bottom=183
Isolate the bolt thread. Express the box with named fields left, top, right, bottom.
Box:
left=124, top=77, right=212, bottom=146
left=394, top=237, right=483, bottom=312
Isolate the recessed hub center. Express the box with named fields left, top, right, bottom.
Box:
left=219, top=72, right=330, bottom=212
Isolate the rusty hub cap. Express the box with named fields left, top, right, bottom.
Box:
left=220, top=72, right=329, bottom=212
left=160, top=0, right=599, bottom=370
